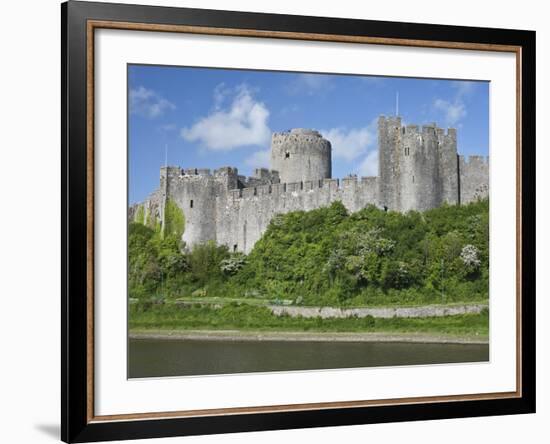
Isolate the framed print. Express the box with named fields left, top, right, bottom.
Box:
left=61, top=1, right=536, bottom=442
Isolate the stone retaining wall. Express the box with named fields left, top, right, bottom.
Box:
left=269, top=304, right=488, bottom=319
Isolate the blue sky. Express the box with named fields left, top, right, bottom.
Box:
left=128, top=65, right=489, bottom=204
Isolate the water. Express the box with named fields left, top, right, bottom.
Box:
left=128, top=338, right=489, bottom=378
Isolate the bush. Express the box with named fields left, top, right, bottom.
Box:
left=128, top=199, right=489, bottom=307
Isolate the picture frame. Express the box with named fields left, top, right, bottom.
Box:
left=61, top=1, right=536, bottom=442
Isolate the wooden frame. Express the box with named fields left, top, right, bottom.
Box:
left=62, top=1, right=536, bottom=442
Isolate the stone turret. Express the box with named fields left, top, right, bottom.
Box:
left=270, top=128, right=332, bottom=184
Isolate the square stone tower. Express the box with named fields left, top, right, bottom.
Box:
left=378, top=116, right=459, bottom=212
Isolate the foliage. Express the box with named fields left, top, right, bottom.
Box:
left=186, top=241, right=230, bottom=286
left=128, top=223, right=187, bottom=300
left=220, top=253, right=247, bottom=275
left=134, top=205, right=145, bottom=225
left=128, top=199, right=489, bottom=308
left=163, top=199, right=185, bottom=239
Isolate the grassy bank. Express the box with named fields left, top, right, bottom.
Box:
left=129, top=303, right=489, bottom=339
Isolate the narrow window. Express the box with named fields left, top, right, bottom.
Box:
left=412, top=176, right=415, bottom=183
left=190, top=199, right=194, bottom=208
left=233, top=244, right=237, bottom=252
left=285, top=152, right=290, bottom=159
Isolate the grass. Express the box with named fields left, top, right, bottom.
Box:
left=166, top=294, right=488, bottom=309
left=129, top=303, right=489, bottom=339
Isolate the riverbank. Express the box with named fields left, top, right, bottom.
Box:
left=129, top=302, right=489, bottom=338
left=129, top=329, right=488, bottom=344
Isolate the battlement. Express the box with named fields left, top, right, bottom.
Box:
left=379, top=115, right=402, bottom=125
left=273, top=128, right=323, bottom=139
left=161, top=164, right=282, bottom=190
left=214, top=166, right=239, bottom=176
left=225, top=176, right=378, bottom=203
left=271, top=129, right=331, bottom=155
left=379, top=118, right=455, bottom=137
left=459, top=155, right=489, bottom=166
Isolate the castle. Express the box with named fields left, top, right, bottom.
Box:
left=129, top=116, right=489, bottom=253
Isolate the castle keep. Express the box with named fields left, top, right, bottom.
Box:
left=130, top=116, right=489, bottom=253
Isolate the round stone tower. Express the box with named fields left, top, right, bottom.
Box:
left=270, top=128, right=331, bottom=184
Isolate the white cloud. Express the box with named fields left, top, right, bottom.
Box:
left=129, top=86, right=175, bottom=118
left=432, top=80, right=478, bottom=127
left=287, top=74, right=333, bottom=95
left=245, top=149, right=271, bottom=169
left=321, top=120, right=377, bottom=162
left=181, top=84, right=271, bottom=151
left=451, top=80, right=476, bottom=98
left=213, top=82, right=231, bottom=109
left=433, top=98, right=467, bottom=126
left=357, top=149, right=379, bottom=177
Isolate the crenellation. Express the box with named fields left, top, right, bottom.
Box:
left=241, top=188, right=256, bottom=199
left=303, top=180, right=315, bottom=191
left=286, top=182, right=301, bottom=193
left=322, top=178, right=339, bottom=192
left=342, top=175, right=358, bottom=185
left=214, top=166, right=238, bottom=175
left=133, top=119, right=488, bottom=253
left=360, top=176, right=374, bottom=184
left=255, top=184, right=271, bottom=196
left=422, top=123, right=437, bottom=132
left=463, top=155, right=488, bottom=165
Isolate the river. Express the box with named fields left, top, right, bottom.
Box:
left=128, top=338, right=489, bottom=378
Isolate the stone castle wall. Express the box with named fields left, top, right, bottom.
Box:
left=130, top=117, right=489, bottom=254
left=458, top=155, right=489, bottom=203
left=216, top=176, right=379, bottom=253
left=140, top=167, right=379, bottom=253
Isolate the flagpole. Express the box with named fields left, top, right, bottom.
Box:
left=396, top=91, right=399, bottom=116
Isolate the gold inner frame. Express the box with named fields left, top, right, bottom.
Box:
left=85, top=19, right=523, bottom=423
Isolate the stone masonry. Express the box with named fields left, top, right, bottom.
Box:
left=130, top=116, right=489, bottom=253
